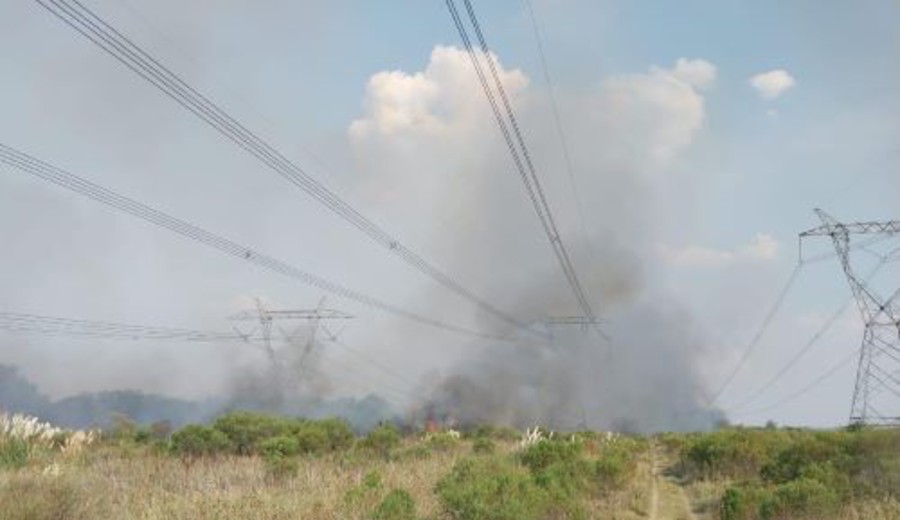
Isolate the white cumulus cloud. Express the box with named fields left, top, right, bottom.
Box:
left=750, top=69, right=796, bottom=99
left=671, top=58, right=717, bottom=91
left=349, top=45, right=528, bottom=140
left=603, top=57, right=715, bottom=160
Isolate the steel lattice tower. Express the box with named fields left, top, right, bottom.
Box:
left=801, top=209, right=900, bottom=426
left=228, top=298, right=353, bottom=368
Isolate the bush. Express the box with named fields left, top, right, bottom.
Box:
left=473, top=437, right=495, bottom=455
left=398, top=444, right=432, bottom=461
left=313, top=418, right=355, bottom=451
left=683, top=429, right=787, bottom=480
left=594, top=443, right=637, bottom=489
left=721, top=486, right=762, bottom=520
left=519, top=440, right=583, bottom=473
left=372, top=489, right=416, bottom=520
left=721, top=479, right=841, bottom=520
left=436, top=456, right=551, bottom=520
left=264, top=455, right=299, bottom=481
left=466, top=425, right=520, bottom=442
left=0, top=438, right=30, bottom=469
left=427, top=432, right=461, bottom=452
left=344, top=470, right=384, bottom=509
left=760, top=433, right=845, bottom=484
left=361, top=424, right=401, bottom=459
left=170, top=425, right=231, bottom=457
left=259, top=435, right=300, bottom=460
left=212, top=411, right=291, bottom=455
left=294, top=426, right=329, bottom=454
left=767, top=478, right=840, bottom=519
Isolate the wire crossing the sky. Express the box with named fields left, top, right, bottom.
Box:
left=0, top=143, right=510, bottom=342
left=0, top=309, right=416, bottom=406
left=732, top=346, right=862, bottom=418
left=444, top=0, right=598, bottom=325
left=522, top=0, right=594, bottom=261
left=727, top=258, right=889, bottom=412
left=708, top=263, right=804, bottom=406
left=0, top=311, right=250, bottom=342
left=32, top=0, right=538, bottom=338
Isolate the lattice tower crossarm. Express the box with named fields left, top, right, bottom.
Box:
left=800, top=209, right=900, bottom=426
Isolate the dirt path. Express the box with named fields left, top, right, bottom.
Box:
left=649, top=446, right=661, bottom=520
left=647, top=444, right=697, bottom=520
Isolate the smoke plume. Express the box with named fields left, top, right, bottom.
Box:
left=350, top=47, right=725, bottom=432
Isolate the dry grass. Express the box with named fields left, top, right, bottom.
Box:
left=0, top=440, right=473, bottom=520
left=684, top=479, right=730, bottom=519
left=5, top=431, right=898, bottom=520
left=0, top=437, right=655, bottom=520
left=585, top=448, right=652, bottom=520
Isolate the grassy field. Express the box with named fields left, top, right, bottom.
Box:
left=1, top=411, right=898, bottom=520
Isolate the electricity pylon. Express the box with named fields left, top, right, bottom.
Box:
left=228, top=298, right=353, bottom=367
left=800, top=209, right=900, bottom=426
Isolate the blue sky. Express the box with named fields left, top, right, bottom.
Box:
left=0, top=0, right=897, bottom=429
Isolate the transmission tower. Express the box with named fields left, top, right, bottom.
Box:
left=800, top=209, right=900, bottom=426
left=228, top=298, right=354, bottom=367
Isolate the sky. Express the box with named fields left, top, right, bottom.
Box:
left=0, top=0, right=898, bottom=429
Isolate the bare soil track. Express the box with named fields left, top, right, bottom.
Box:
left=648, top=443, right=699, bottom=520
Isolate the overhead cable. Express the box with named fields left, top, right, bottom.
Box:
left=444, top=0, right=598, bottom=326
left=32, top=0, right=537, bottom=338
left=0, top=143, right=508, bottom=342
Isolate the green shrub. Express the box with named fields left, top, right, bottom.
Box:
left=841, top=428, right=900, bottom=497
left=0, top=438, right=30, bottom=469
left=313, top=418, right=355, bottom=451
left=594, top=443, right=637, bottom=489
left=427, top=432, right=461, bottom=452
left=361, top=424, right=401, bottom=459
left=721, top=487, right=743, bottom=520
left=372, top=489, right=416, bottom=520
left=398, top=444, right=432, bottom=461
left=436, top=456, right=550, bottom=520
left=212, top=411, right=291, bottom=455
left=683, top=429, right=787, bottom=480
left=767, top=478, right=840, bottom=519
left=473, top=437, right=496, bottom=455
left=519, top=440, right=583, bottom=473
left=344, top=470, right=384, bottom=508
left=721, top=479, right=841, bottom=520
left=295, top=426, right=329, bottom=454
left=467, top=425, right=520, bottom=441
left=761, top=433, right=845, bottom=484
left=284, top=418, right=355, bottom=455
left=264, top=455, right=299, bottom=480
left=170, top=425, right=231, bottom=457
left=260, top=435, right=300, bottom=460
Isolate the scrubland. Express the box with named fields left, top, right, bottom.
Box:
left=1, top=411, right=898, bottom=520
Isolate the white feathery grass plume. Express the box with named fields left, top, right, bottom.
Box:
left=1, top=410, right=98, bottom=453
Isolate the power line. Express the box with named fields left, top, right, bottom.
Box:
left=708, top=263, right=804, bottom=406
left=0, top=311, right=250, bottom=342
left=320, top=324, right=418, bottom=392
left=0, top=309, right=414, bottom=408
left=727, top=299, right=852, bottom=412
left=32, top=0, right=538, bottom=338
left=727, top=260, right=888, bottom=412
left=521, top=0, right=593, bottom=257
left=444, top=0, right=597, bottom=325
left=0, top=142, right=508, bottom=342
left=732, top=347, right=860, bottom=418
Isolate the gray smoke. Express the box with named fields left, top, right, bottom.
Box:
left=350, top=49, right=725, bottom=432
left=1, top=1, right=727, bottom=432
